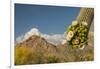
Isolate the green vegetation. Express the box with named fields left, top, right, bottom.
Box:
left=15, top=43, right=94, bottom=65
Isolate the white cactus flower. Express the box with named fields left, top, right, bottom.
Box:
left=82, top=21, right=88, bottom=26
left=66, top=36, right=71, bottom=41
left=72, top=21, right=78, bottom=26
left=72, top=38, right=79, bottom=45
left=66, top=31, right=74, bottom=41
left=79, top=44, right=85, bottom=50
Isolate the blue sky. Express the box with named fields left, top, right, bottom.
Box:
left=15, top=4, right=80, bottom=38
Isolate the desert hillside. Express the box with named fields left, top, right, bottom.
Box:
left=15, top=32, right=94, bottom=65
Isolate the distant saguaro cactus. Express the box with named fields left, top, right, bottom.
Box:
left=66, top=8, right=94, bottom=49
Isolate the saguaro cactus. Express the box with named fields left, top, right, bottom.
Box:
left=66, top=8, right=94, bottom=50
left=76, top=8, right=94, bottom=29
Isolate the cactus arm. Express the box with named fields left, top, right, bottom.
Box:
left=66, top=8, right=94, bottom=49
left=76, top=8, right=94, bottom=29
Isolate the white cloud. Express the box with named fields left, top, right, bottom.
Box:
left=41, top=34, right=65, bottom=45
left=15, top=28, right=66, bottom=45
left=16, top=35, right=24, bottom=44
left=24, top=28, right=40, bottom=40
left=16, top=28, right=40, bottom=44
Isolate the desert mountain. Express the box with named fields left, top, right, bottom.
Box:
left=16, top=35, right=57, bottom=54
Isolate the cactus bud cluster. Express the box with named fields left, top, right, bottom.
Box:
left=66, top=21, right=88, bottom=49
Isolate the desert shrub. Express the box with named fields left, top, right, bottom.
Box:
left=62, top=45, right=94, bottom=62
left=15, top=46, right=31, bottom=65
left=84, top=54, right=93, bottom=61
left=46, top=55, right=59, bottom=63
left=15, top=46, right=45, bottom=65
left=15, top=46, right=93, bottom=65
left=29, top=51, right=43, bottom=64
